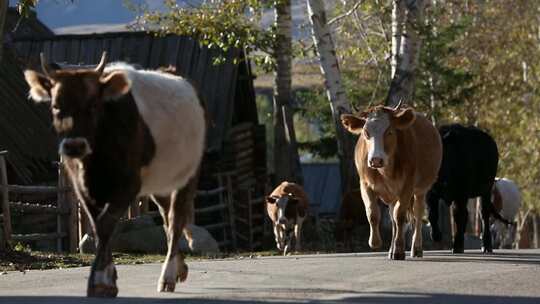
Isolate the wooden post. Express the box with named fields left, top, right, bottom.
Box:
left=247, top=188, right=254, bottom=251
left=58, top=158, right=79, bottom=253
left=533, top=213, right=539, bottom=249
left=224, top=174, right=237, bottom=250
left=0, top=151, right=12, bottom=250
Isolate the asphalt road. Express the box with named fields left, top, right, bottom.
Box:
left=1, top=249, right=539, bottom=304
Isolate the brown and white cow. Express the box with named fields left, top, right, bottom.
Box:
left=24, top=53, right=206, bottom=297
left=341, top=101, right=442, bottom=260
left=266, top=181, right=309, bottom=255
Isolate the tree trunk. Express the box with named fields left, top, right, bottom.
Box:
left=0, top=0, right=8, bottom=62
left=391, top=0, right=405, bottom=79
left=306, top=0, right=357, bottom=194
left=272, top=0, right=303, bottom=185
left=386, top=0, right=426, bottom=106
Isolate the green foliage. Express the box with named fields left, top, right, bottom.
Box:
left=295, top=89, right=338, bottom=160
left=131, top=0, right=279, bottom=70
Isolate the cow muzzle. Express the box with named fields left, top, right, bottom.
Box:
left=59, top=137, right=92, bottom=158
left=368, top=157, right=384, bottom=168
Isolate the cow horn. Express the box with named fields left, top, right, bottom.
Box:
left=40, top=52, right=54, bottom=78
left=393, top=97, right=404, bottom=112
left=352, top=103, right=360, bottom=113
left=94, top=52, right=108, bottom=74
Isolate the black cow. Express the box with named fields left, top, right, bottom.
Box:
left=427, top=124, right=508, bottom=254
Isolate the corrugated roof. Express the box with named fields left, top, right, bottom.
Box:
left=301, top=163, right=342, bottom=216
left=0, top=47, right=58, bottom=184
left=13, top=32, right=255, bottom=151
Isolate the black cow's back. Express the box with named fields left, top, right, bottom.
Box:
left=432, top=124, right=498, bottom=201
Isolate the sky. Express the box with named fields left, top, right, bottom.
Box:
left=8, top=0, right=166, bottom=29
left=8, top=0, right=311, bottom=38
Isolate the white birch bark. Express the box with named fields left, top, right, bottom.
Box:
left=307, top=0, right=357, bottom=192
left=387, top=0, right=426, bottom=106
left=273, top=0, right=303, bottom=184
left=391, top=0, right=405, bottom=78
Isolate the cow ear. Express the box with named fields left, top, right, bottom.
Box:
left=340, top=114, right=365, bottom=135
left=100, top=71, right=131, bottom=101
left=266, top=196, right=277, bottom=204
left=24, top=70, right=52, bottom=102
left=393, top=108, right=416, bottom=130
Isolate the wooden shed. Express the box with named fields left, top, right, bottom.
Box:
left=0, top=8, right=57, bottom=185
left=10, top=31, right=270, bottom=251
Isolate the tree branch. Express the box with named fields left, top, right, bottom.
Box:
left=328, top=0, right=363, bottom=26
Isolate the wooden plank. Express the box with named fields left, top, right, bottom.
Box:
left=110, top=37, right=123, bottom=61
left=203, top=222, right=227, bottom=230
left=9, top=202, right=66, bottom=214
left=195, top=204, right=226, bottom=214
left=12, top=232, right=67, bottom=242
left=0, top=154, right=11, bottom=249
left=197, top=187, right=226, bottom=197
left=59, top=158, right=78, bottom=253
left=7, top=185, right=63, bottom=194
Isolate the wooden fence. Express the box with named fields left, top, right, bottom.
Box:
left=0, top=152, right=78, bottom=252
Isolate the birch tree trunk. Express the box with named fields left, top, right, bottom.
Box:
left=307, top=0, right=357, bottom=193
left=273, top=0, right=303, bottom=185
left=387, top=0, right=426, bottom=106
left=391, top=0, right=405, bottom=79
left=0, top=0, right=8, bottom=62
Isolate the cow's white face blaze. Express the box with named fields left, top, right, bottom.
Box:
left=267, top=193, right=294, bottom=250
left=24, top=53, right=131, bottom=159
left=364, top=112, right=391, bottom=168
left=341, top=105, right=416, bottom=169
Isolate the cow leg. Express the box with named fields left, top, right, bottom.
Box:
left=427, top=192, right=442, bottom=243
left=273, top=224, right=285, bottom=251
left=360, top=185, right=382, bottom=249
left=480, top=193, right=494, bottom=253
left=390, top=198, right=410, bottom=260
left=451, top=199, right=468, bottom=254
left=411, top=193, right=426, bottom=258
left=153, top=184, right=195, bottom=292
left=387, top=204, right=397, bottom=258
left=293, top=216, right=305, bottom=252
left=86, top=204, right=124, bottom=298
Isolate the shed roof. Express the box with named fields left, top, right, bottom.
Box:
left=13, top=31, right=258, bottom=151
left=5, top=8, right=54, bottom=40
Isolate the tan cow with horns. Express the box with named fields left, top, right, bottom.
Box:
left=341, top=101, right=442, bottom=260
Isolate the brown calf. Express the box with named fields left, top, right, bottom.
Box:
left=266, top=181, right=309, bottom=255
left=341, top=102, right=442, bottom=260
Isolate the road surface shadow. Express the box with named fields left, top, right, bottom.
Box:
left=1, top=292, right=539, bottom=304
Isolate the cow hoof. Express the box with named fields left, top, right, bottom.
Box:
left=158, top=281, right=176, bottom=293
left=177, top=263, right=188, bottom=283
left=452, top=247, right=464, bottom=254
left=87, top=284, right=118, bottom=298
left=411, top=248, right=423, bottom=258
left=389, top=252, right=405, bottom=260
left=481, top=246, right=493, bottom=254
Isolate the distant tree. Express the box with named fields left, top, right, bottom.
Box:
left=386, top=0, right=425, bottom=107
left=134, top=0, right=303, bottom=184
left=306, top=0, right=357, bottom=193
